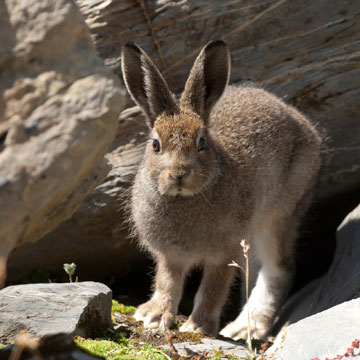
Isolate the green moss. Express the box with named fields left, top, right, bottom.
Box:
left=74, top=336, right=168, bottom=360
left=112, top=300, right=136, bottom=314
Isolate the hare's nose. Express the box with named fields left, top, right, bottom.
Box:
left=169, top=170, right=189, bottom=181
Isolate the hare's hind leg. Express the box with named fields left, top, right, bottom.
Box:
left=134, top=254, right=190, bottom=329
left=180, top=262, right=236, bottom=336
left=220, top=211, right=297, bottom=340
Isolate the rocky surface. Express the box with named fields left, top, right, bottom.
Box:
left=6, top=1, right=360, bottom=284
left=76, top=0, right=360, bottom=201
left=266, top=298, right=360, bottom=360
left=0, top=333, right=104, bottom=360
left=161, top=338, right=249, bottom=358
left=0, top=282, right=112, bottom=344
left=0, top=0, right=126, bottom=265
left=274, top=203, right=360, bottom=329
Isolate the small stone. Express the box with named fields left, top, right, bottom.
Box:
left=0, top=282, right=112, bottom=344
left=161, top=337, right=249, bottom=359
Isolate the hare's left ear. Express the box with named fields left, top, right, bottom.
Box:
left=180, top=40, right=230, bottom=123
left=121, top=42, right=177, bottom=128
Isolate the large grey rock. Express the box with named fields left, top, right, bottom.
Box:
left=274, top=203, right=360, bottom=327
left=266, top=299, right=360, bottom=360
left=0, top=282, right=112, bottom=344
left=0, top=0, right=125, bottom=265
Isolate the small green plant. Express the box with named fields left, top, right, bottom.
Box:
left=63, top=263, right=77, bottom=283
left=111, top=300, right=136, bottom=314
left=214, top=349, right=222, bottom=360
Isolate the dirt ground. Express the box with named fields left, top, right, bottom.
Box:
left=112, top=312, right=208, bottom=348
left=111, top=308, right=270, bottom=359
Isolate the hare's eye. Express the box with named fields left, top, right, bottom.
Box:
left=198, top=137, right=206, bottom=152
left=152, top=139, right=160, bottom=153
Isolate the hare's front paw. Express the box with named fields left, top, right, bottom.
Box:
left=179, top=316, right=217, bottom=337
left=219, top=319, right=267, bottom=340
left=133, top=300, right=174, bottom=329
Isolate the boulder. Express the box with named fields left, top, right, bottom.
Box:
left=0, top=282, right=112, bottom=344
left=266, top=299, right=360, bottom=360
left=0, top=0, right=126, bottom=271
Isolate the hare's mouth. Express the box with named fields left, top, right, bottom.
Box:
left=161, top=185, right=196, bottom=197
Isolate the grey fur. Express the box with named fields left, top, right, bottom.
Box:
left=121, top=41, right=321, bottom=339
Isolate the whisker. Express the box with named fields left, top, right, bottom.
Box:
left=199, top=190, right=214, bottom=208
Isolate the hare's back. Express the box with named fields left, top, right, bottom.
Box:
left=210, top=85, right=321, bottom=204
left=210, top=85, right=320, bottom=158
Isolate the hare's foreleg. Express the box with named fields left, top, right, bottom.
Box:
left=180, top=262, right=236, bottom=336
left=134, top=254, right=190, bottom=329
left=220, top=213, right=296, bottom=340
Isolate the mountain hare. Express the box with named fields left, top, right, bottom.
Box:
left=121, top=40, right=321, bottom=339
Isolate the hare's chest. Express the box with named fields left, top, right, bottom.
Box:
left=132, top=198, right=239, bottom=258
left=136, top=206, right=206, bottom=247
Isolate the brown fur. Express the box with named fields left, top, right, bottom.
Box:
left=121, top=40, right=321, bottom=339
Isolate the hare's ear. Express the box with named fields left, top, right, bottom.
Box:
left=180, top=40, right=230, bottom=123
left=121, top=42, right=177, bottom=128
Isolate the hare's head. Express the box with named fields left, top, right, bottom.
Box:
left=122, top=41, right=230, bottom=196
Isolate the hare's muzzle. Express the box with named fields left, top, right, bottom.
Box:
left=158, top=168, right=195, bottom=197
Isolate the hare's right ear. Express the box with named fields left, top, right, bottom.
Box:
left=180, top=40, right=230, bottom=123
left=121, top=42, right=177, bottom=128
